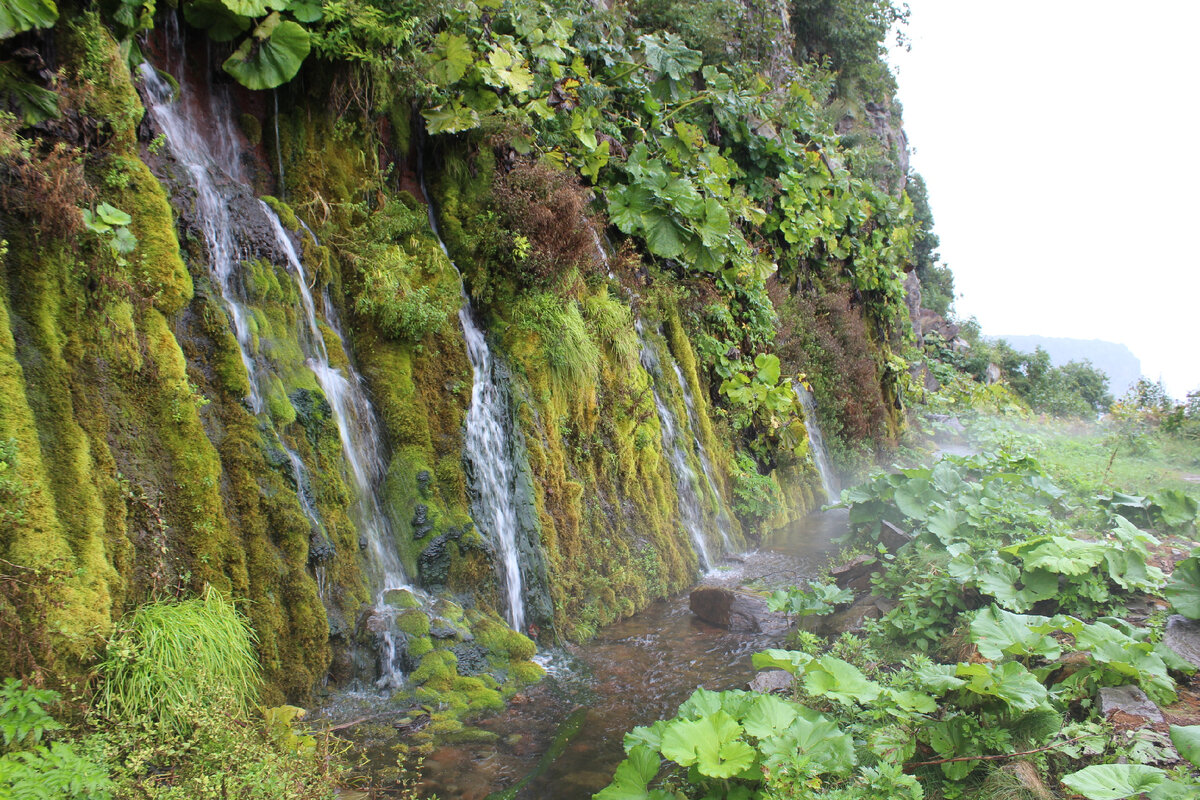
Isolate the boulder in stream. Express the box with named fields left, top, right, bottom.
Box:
left=689, top=587, right=787, bottom=634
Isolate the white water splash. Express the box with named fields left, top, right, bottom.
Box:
left=670, top=362, right=734, bottom=553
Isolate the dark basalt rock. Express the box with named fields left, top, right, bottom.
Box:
left=412, top=503, right=435, bottom=539
left=419, top=532, right=453, bottom=587
left=416, top=470, right=432, bottom=497
left=1098, top=686, right=1163, bottom=724
left=453, top=642, right=490, bottom=677
left=308, top=535, right=335, bottom=565
left=689, top=587, right=787, bottom=634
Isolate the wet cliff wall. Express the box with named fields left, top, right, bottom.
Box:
left=0, top=0, right=914, bottom=706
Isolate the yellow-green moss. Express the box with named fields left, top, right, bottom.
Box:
left=510, top=660, right=546, bottom=686
left=471, top=615, right=536, bottom=662
left=396, top=610, right=430, bottom=638
left=411, top=648, right=457, bottom=686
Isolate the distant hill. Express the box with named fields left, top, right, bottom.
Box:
left=989, top=335, right=1143, bottom=397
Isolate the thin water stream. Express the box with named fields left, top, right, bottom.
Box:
left=412, top=509, right=848, bottom=800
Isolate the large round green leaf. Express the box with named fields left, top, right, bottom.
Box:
left=1170, top=724, right=1200, bottom=768
left=1166, top=557, right=1200, bottom=619
left=223, top=14, right=310, bottom=90
left=183, top=0, right=251, bottom=43
left=0, top=0, right=58, bottom=39
left=1061, top=764, right=1166, bottom=799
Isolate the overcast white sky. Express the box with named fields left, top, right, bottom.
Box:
left=887, top=1, right=1200, bottom=399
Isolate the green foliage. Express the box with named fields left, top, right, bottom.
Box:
left=0, top=0, right=57, bottom=39
left=836, top=451, right=1169, bottom=647
left=1166, top=556, right=1200, bottom=620
left=581, top=289, right=639, bottom=371
left=356, top=272, right=450, bottom=343
left=97, top=588, right=261, bottom=736
left=1061, top=762, right=1196, bottom=800
left=222, top=13, right=312, bottom=90
left=767, top=581, right=853, bottom=618
left=730, top=450, right=784, bottom=522
left=177, top=0, right=339, bottom=88
left=510, top=293, right=600, bottom=393
left=598, top=687, right=862, bottom=800
left=0, top=681, right=112, bottom=800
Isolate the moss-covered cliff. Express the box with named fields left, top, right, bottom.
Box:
left=0, top=0, right=919, bottom=721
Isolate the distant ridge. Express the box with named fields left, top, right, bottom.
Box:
left=989, top=335, right=1142, bottom=396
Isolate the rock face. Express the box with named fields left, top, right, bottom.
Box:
left=1165, top=615, right=1200, bottom=668
left=1098, top=686, right=1163, bottom=724
left=689, top=587, right=787, bottom=634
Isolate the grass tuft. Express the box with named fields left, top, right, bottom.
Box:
left=97, top=587, right=261, bottom=735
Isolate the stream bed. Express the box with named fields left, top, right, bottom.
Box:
left=406, top=509, right=848, bottom=799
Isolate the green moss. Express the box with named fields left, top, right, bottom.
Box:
left=395, top=609, right=431, bottom=637
left=407, top=635, right=433, bottom=658
left=262, top=196, right=298, bottom=231
left=266, top=375, right=297, bottom=427
left=472, top=615, right=536, bottom=662
left=411, top=648, right=457, bottom=686
left=510, top=660, right=546, bottom=686
left=239, top=113, right=263, bottom=147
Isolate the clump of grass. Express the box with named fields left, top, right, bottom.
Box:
left=512, top=293, right=601, bottom=394
left=582, top=288, right=639, bottom=371
left=97, top=587, right=261, bottom=735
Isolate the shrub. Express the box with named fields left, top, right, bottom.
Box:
left=492, top=159, right=601, bottom=291
left=96, top=588, right=260, bottom=736
left=356, top=264, right=451, bottom=342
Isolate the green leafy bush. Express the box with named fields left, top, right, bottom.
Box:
left=0, top=680, right=112, bottom=800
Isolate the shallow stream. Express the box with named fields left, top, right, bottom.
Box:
left=408, top=509, right=847, bottom=799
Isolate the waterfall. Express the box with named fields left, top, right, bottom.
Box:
left=636, top=321, right=715, bottom=572
left=140, top=58, right=412, bottom=686
left=794, top=382, right=839, bottom=500
left=140, top=64, right=262, bottom=413
left=261, top=205, right=408, bottom=591
left=670, top=362, right=734, bottom=553
left=417, top=163, right=527, bottom=633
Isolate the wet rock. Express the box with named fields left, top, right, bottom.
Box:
left=689, top=587, right=787, bottom=634
left=419, top=532, right=453, bottom=587
left=1098, top=686, right=1163, bottom=724
left=831, top=555, right=877, bottom=593
left=798, top=595, right=883, bottom=637
left=879, top=520, right=912, bottom=553
left=412, top=503, right=435, bottom=539
left=453, top=643, right=490, bottom=677
left=308, top=535, right=335, bottom=565
left=417, top=469, right=432, bottom=497
left=431, top=619, right=470, bottom=641
left=748, top=669, right=793, bottom=694
left=1165, top=615, right=1200, bottom=668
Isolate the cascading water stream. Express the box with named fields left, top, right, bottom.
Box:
left=140, top=63, right=261, bottom=413
left=261, top=205, right=408, bottom=591
left=417, top=159, right=527, bottom=633
left=636, top=321, right=714, bottom=572
left=670, top=362, right=734, bottom=553
left=793, top=381, right=839, bottom=500
left=141, top=54, right=413, bottom=685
